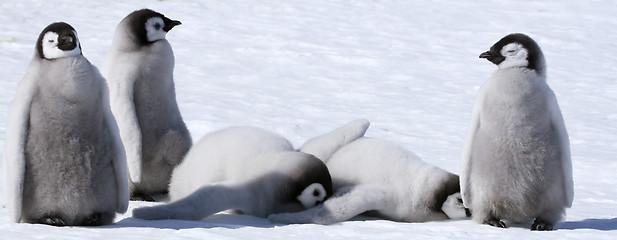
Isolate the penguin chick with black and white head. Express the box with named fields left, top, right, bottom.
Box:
left=460, top=33, right=573, bottom=230
left=269, top=119, right=466, bottom=224
left=3, top=22, right=129, bottom=226
left=102, top=9, right=192, bottom=201
left=132, top=126, right=333, bottom=220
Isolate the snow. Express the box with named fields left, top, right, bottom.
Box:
left=1, top=0, right=616, bottom=239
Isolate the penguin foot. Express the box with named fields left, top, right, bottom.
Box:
left=131, top=192, right=156, bottom=202
left=82, top=213, right=104, bottom=226
left=482, top=217, right=506, bottom=228
left=531, top=219, right=553, bottom=231
left=39, top=216, right=66, bottom=226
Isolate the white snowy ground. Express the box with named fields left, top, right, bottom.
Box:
left=0, top=0, right=616, bottom=239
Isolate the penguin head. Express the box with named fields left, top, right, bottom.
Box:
left=121, top=9, right=181, bottom=46
left=297, top=183, right=329, bottom=208
left=291, top=154, right=333, bottom=208
left=479, top=33, right=545, bottom=73
left=36, top=22, right=82, bottom=60
left=441, top=192, right=469, bottom=219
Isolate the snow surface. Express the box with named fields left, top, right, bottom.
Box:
left=1, top=0, right=616, bottom=239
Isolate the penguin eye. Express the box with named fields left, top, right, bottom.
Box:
left=154, top=23, right=162, bottom=30
left=313, top=189, right=320, bottom=197
left=507, top=50, right=515, bottom=53
left=48, top=39, right=55, bottom=43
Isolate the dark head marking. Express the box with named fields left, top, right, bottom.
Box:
left=430, top=173, right=461, bottom=214
left=293, top=155, right=334, bottom=201
left=124, top=9, right=181, bottom=45
left=479, top=33, right=545, bottom=72
left=36, top=22, right=81, bottom=59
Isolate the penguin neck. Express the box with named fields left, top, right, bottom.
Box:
left=112, top=29, right=152, bottom=52
left=40, top=56, right=100, bottom=102
left=113, top=41, right=142, bottom=52
left=533, top=55, right=547, bottom=77
left=40, top=54, right=88, bottom=68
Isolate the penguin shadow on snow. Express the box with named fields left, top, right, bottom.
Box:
left=558, top=218, right=617, bottom=231
left=112, top=214, right=278, bottom=230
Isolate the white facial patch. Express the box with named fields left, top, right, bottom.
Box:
left=145, top=17, right=167, bottom=42
left=441, top=192, right=467, bottom=219
left=497, top=43, right=529, bottom=69
left=41, top=31, right=81, bottom=59
left=297, top=183, right=327, bottom=208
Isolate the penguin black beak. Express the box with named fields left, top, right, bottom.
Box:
left=163, top=20, right=182, bottom=32
left=479, top=51, right=505, bottom=65
left=479, top=51, right=494, bottom=59
left=58, top=35, right=77, bottom=50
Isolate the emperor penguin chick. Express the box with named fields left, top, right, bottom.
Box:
left=4, top=22, right=129, bottom=226
left=132, top=126, right=333, bottom=220
left=269, top=119, right=465, bottom=224
left=102, top=9, right=192, bottom=201
left=460, top=33, right=573, bottom=230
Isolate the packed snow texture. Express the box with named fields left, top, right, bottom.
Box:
left=1, top=0, right=616, bottom=239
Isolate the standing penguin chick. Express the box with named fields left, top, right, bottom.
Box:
left=461, top=33, right=573, bottom=230
left=102, top=9, right=192, bottom=201
left=3, top=22, right=129, bottom=226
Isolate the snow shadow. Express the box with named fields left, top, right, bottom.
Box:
left=559, top=218, right=617, bottom=231
left=109, top=214, right=279, bottom=230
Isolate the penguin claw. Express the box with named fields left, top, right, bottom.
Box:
left=83, top=213, right=104, bottom=226
left=531, top=219, right=553, bottom=231
left=40, top=216, right=66, bottom=226
left=482, top=218, right=507, bottom=228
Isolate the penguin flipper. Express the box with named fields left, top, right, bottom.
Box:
left=268, top=184, right=390, bottom=225
left=4, top=62, right=40, bottom=223
left=460, top=90, right=484, bottom=209
left=133, top=183, right=252, bottom=220
left=100, top=74, right=130, bottom=213
left=107, top=68, right=142, bottom=183
left=546, top=91, right=573, bottom=207
left=300, top=119, right=370, bottom=162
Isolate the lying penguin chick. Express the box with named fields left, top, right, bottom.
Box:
left=269, top=120, right=464, bottom=224
left=132, top=126, right=333, bottom=220
left=4, top=22, right=128, bottom=226
left=461, top=33, right=572, bottom=231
